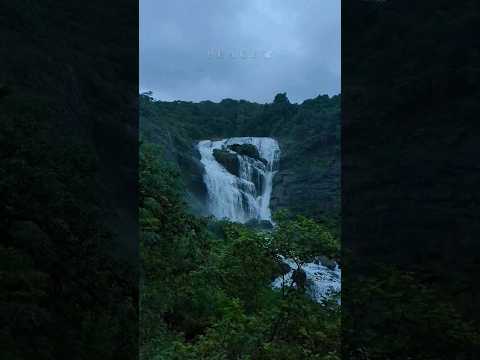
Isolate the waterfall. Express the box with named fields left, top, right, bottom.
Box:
left=272, top=256, right=341, bottom=303
left=197, top=137, right=280, bottom=223
left=197, top=136, right=340, bottom=303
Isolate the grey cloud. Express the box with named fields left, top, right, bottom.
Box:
left=140, top=0, right=340, bottom=103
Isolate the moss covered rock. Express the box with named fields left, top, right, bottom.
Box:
left=213, top=149, right=240, bottom=176
left=227, top=143, right=267, bottom=165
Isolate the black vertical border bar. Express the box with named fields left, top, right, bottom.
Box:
left=342, top=0, right=480, bottom=358
left=0, top=1, right=139, bottom=358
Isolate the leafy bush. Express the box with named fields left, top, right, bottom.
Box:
left=140, top=142, right=341, bottom=360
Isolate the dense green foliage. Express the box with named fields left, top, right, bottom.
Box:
left=140, top=92, right=340, bottom=224
left=140, top=143, right=340, bottom=360
left=273, top=211, right=340, bottom=264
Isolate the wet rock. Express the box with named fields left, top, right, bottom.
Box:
left=213, top=149, right=240, bottom=176
left=278, top=261, right=292, bottom=275
left=227, top=143, right=267, bottom=165
left=292, top=268, right=307, bottom=289
left=251, top=167, right=264, bottom=194
left=315, top=255, right=337, bottom=270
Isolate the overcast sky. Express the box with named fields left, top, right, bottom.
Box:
left=140, top=0, right=340, bottom=104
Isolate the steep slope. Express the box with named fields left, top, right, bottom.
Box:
left=140, top=93, right=340, bottom=221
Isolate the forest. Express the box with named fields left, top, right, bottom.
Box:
left=141, top=79, right=480, bottom=359
left=2, top=0, right=480, bottom=359
left=140, top=92, right=340, bottom=223
left=139, top=93, right=342, bottom=359
left=140, top=141, right=341, bottom=359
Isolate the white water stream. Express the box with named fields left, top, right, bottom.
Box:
left=272, top=256, right=341, bottom=302
left=197, top=137, right=280, bottom=223
left=197, top=137, right=340, bottom=302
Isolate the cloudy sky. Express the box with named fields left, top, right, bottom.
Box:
left=140, top=0, right=340, bottom=104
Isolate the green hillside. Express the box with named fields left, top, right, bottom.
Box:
left=140, top=92, right=340, bottom=223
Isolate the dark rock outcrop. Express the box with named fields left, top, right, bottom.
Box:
left=292, top=268, right=307, bottom=289
left=315, top=255, right=337, bottom=270
left=177, top=149, right=209, bottom=215
left=278, top=261, right=292, bottom=275
left=251, top=167, right=264, bottom=194
left=140, top=93, right=340, bottom=222
left=270, top=139, right=340, bottom=219
left=213, top=149, right=240, bottom=177
left=227, top=143, right=268, bottom=165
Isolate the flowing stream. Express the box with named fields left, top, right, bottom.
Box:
left=197, top=137, right=280, bottom=223
left=197, top=137, right=340, bottom=302
left=272, top=256, right=341, bottom=302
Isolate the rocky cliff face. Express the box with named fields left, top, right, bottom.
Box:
left=140, top=93, right=340, bottom=220
left=270, top=136, right=339, bottom=219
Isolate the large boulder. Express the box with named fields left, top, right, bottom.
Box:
left=292, top=268, right=307, bottom=289
left=271, top=258, right=292, bottom=280
left=315, top=255, right=337, bottom=270
left=278, top=261, right=292, bottom=275
left=213, top=149, right=240, bottom=177
left=227, top=143, right=268, bottom=165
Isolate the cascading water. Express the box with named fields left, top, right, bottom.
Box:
left=197, top=136, right=340, bottom=303
left=197, top=137, right=280, bottom=223
left=272, top=256, right=341, bottom=303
